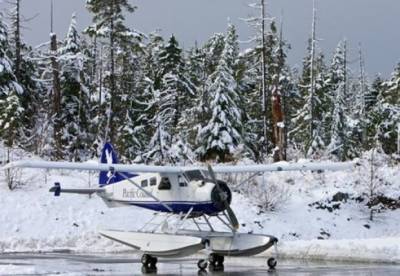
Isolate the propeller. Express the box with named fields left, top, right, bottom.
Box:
left=207, top=164, right=239, bottom=230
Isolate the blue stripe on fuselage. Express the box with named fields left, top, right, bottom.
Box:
left=127, top=201, right=219, bottom=215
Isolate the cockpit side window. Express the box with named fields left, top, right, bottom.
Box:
left=141, top=179, right=148, bottom=187
left=158, top=177, right=171, bottom=190
left=200, top=170, right=211, bottom=179
left=184, top=170, right=204, bottom=181
left=150, top=177, right=157, bottom=186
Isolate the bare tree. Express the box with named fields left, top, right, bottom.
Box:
left=50, top=0, right=62, bottom=159
left=357, top=149, right=385, bottom=221
left=367, top=150, right=378, bottom=221
left=243, top=0, right=270, bottom=159
left=358, top=43, right=368, bottom=146
left=309, top=0, right=317, bottom=143
left=260, top=0, right=269, bottom=156
left=3, top=147, right=22, bottom=190
left=271, top=22, right=286, bottom=161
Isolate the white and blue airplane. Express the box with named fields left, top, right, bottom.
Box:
left=4, top=143, right=358, bottom=272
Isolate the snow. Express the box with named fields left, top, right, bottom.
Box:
left=0, top=150, right=399, bottom=264
left=274, top=237, right=400, bottom=263
left=0, top=265, right=36, bottom=274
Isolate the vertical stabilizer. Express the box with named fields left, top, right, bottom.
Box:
left=99, top=143, right=137, bottom=186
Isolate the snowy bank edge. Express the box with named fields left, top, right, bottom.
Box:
left=259, top=238, right=400, bottom=264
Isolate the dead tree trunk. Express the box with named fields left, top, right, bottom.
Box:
left=358, top=43, right=368, bottom=148
left=272, top=88, right=285, bottom=161
left=107, top=0, right=116, bottom=144
left=308, top=0, right=317, bottom=155
left=260, top=0, right=269, bottom=158
left=13, top=0, right=21, bottom=81
left=271, top=24, right=286, bottom=162
left=369, top=149, right=375, bottom=221
left=50, top=32, right=62, bottom=159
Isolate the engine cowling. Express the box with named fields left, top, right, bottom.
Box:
left=210, top=180, right=232, bottom=212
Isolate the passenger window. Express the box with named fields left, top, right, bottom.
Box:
left=158, top=177, right=171, bottom=190
left=141, top=179, right=148, bottom=187
left=150, top=177, right=157, bottom=186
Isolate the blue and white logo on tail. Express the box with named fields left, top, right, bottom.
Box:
left=99, top=143, right=138, bottom=187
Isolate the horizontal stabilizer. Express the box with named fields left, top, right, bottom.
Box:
left=49, top=186, right=105, bottom=195
left=100, top=230, right=205, bottom=258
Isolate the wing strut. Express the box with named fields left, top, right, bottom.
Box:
left=115, top=169, right=173, bottom=212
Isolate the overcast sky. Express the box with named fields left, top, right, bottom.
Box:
left=2, top=0, right=400, bottom=77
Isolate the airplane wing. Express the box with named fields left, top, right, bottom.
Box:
left=3, top=159, right=359, bottom=173
left=3, top=160, right=182, bottom=173
left=212, top=161, right=358, bottom=173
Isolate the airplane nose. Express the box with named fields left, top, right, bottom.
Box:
left=210, top=180, right=232, bottom=211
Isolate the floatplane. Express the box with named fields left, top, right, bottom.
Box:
left=3, top=143, right=357, bottom=273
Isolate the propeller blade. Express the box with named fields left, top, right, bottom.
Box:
left=207, top=164, right=217, bottom=184
left=207, top=164, right=239, bottom=230
left=225, top=203, right=239, bottom=229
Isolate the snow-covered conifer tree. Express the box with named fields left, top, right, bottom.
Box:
left=373, top=64, right=400, bottom=154
left=58, top=13, right=91, bottom=161
left=327, top=76, right=347, bottom=160
left=144, top=35, right=194, bottom=164
left=290, top=39, right=329, bottom=158
left=203, top=33, right=225, bottom=76
left=290, top=0, right=331, bottom=158
left=0, top=13, right=24, bottom=149
left=85, top=0, right=138, bottom=144
left=196, top=27, right=244, bottom=162
left=6, top=0, right=40, bottom=150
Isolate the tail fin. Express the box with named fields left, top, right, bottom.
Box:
left=99, top=143, right=137, bottom=186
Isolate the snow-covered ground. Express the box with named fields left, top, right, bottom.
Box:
left=0, top=152, right=399, bottom=264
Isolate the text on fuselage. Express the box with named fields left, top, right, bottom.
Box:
left=122, top=188, right=147, bottom=198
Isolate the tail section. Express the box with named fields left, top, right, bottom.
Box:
left=99, top=143, right=137, bottom=187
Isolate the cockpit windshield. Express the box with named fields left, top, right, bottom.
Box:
left=184, top=170, right=210, bottom=181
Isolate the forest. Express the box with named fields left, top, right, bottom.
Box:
left=0, top=0, right=399, bottom=165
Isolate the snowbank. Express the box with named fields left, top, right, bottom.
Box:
left=0, top=265, right=36, bottom=274
left=262, top=238, right=400, bottom=264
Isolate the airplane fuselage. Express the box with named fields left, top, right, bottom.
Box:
left=99, top=170, right=231, bottom=217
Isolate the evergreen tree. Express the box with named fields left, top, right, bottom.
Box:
left=58, top=13, right=91, bottom=160
left=158, top=35, right=189, bottom=128
left=144, top=35, right=194, bottom=164
left=266, top=22, right=291, bottom=161
left=127, top=33, right=164, bottom=163
left=327, top=77, right=347, bottom=160
left=144, top=116, right=172, bottom=164
left=7, top=0, right=39, bottom=150
left=236, top=48, right=261, bottom=159
left=196, top=28, right=244, bottom=162
left=290, top=40, right=329, bottom=158
left=113, top=27, right=146, bottom=161
left=203, top=33, right=225, bottom=76
left=363, top=76, right=383, bottom=149
left=185, top=44, right=206, bottom=146
left=373, top=64, right=400, bottom=154
left=85, top=0, right=138, bottom=144
left=326, top=40, right=362, bottom=160
left=0, top=13, right=24, bottom=149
